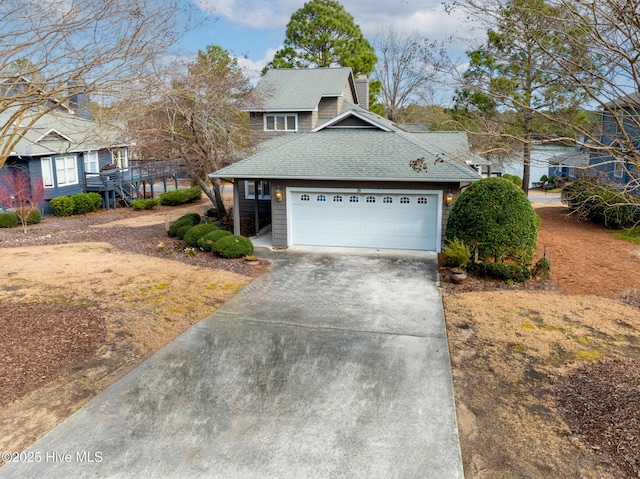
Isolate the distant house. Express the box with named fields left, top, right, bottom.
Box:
left=588, top=92, right=640, bottom=187
left=210, top=67, right=482, bottom=252
left=547, top=148, right=590, bottom=181
left=0, top=77, right=177, bottom=213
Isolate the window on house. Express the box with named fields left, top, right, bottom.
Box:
left=84, top=151, right=99, bottom=173
left=614, top=161, right=624, bottom=178
left=333, top=195, right=343, bottom=202
left=417, top=197, right=428, bottom=204
left=112, top=148, right=128, bottom=169
left=400, top=196, right=410, bottom=204
left=264, top=114, right=297, bottom=132
left=383, top=196, right=393, bottom=204
left=349, top=195, right=359, bottom=203
left=317, top=194, right=326, bottom=202
left=55, top=156, right=78, bottom=186
left=366, top=196, right=376, bottom=203
left=41, top=157, right=54, bottom=188
left=244, top=181, right=271, bottom=200
left=301, top=194, right=310, bottom=201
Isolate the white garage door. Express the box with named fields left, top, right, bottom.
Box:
left=290, top=189, right=441, bottom=251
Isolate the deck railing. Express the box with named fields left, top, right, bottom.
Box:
left=84, top=159, right=183, bottom=192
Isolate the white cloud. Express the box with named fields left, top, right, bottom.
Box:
left=195, top=0, right=300, bottom=29
left=235, top=47, right=281, bottom=84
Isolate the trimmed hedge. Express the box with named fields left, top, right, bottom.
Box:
left=71, top=193, right=102, bottom=214
left=211, top=235, right=254, bottom=258
left=176, top=224, right=193, bottom=240
left=49, top=196, right=75, bottom=216
left=562, top=179, right=640, bottom=229
left=501, top=173, right=523, bottom=189
left=130, top=198, right=159, bottom=211
left=159, top=187, right=202, bottom=206
left=183, top=224, right=219, bottom=247
left=468, top=261, right=532, bottom=283
left=197, top=229, right=232, bottom=251
left=16, top=208, right=42, bottom=225
left=445, top=177, right=540, bottom=266
left=0, top=211, right=19, bottom=228
left=50, top=193, right=102, bottom=216
left=167, top=213, right=202, bottom=237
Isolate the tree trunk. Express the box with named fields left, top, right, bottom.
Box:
left=193, top=175, right=228, bottom=219
left=522, top=110, right=532, bottom=196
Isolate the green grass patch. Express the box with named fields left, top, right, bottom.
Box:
left=612, top=227, right=640, bottom=244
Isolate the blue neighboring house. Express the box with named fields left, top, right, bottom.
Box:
left=588, top=92, right=640, bottom=187
left=0, top=77, right=132, bottom=213
left=547, top=147, right=590, bottom=181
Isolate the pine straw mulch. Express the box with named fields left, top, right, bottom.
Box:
left=557, top=359, right=640, bottom=478
left=0, top=302, right=105, bottom=408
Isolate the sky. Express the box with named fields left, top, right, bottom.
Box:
left=177, top=0, right=481, bottom=90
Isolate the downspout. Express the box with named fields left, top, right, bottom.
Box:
left=233, top=179, right=240, bottom=236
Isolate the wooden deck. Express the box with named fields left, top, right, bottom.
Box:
left=85, top=159, right=182, bottom=209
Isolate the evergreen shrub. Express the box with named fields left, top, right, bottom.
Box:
left=159, top=187, right=202, bottom=206
left=0, top=211, right=19, bottom=227
left=167, top=213, right=201, bottom=237
left=183, top=224, right=219, bottom=247
left=49, top=196, right=75, bottom=216
left=197, top=229, right=232, bottom=251
left=445, top=177, right=540, bottom=266
left=211, top=235, right=254, bottom=258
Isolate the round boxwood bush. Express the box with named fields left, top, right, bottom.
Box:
left=183, top=223, right=219, bottom=247
left=167, top=213, right=202, bottom=237
left=176, top=224, right=193, bottom=240
left=197, top=229, right=232, bottom=251
left=49, top=196, right=75, bottom=216
left=445, top=177, right=540, bottom=265
left=0, top=211, right=19, bottom=228
left=16, top=208, right=42, bottom=225
left=211, top=235, right=254, bottom=258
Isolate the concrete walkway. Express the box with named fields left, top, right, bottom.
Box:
left=0, top=249, right=463, bottom=479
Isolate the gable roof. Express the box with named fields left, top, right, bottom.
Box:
left=1, top=105, right=129, bottom=157
left=246, top=67, right=358, bottom=112
left=211, top=109, right=481, bottom=183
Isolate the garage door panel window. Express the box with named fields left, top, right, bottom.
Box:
left=383, top=196, right=393, bottom=204
left=333, top=195, right=342, bottom=202
left=418, top=197, right=428, bottom=204
left=317, top=194, right=326, bottom=202
left=366, top=196, right=376, bottom=203
left=400, top=196, right=410, bottom=204
left=301, top=194, right=310, bottom=201
left=349, top=195, right=359, bottom=203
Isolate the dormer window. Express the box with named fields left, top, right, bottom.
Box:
left=264, top=114, right=297, bottom=132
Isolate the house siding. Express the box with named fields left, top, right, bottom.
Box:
left=269, top=179, right=461, bottom=248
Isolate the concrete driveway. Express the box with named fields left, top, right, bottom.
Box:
left=0, top=248, right=463, bottom=479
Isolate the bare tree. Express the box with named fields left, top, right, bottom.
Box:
left=130, top=46, right=257, bottom=218
left=372, top=29, right=447, bottom=122
left=526, top=0, right=640, bottom=191
left=0, top=0, right=194, bottom=168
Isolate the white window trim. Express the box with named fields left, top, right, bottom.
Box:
left=55, top=156, right=79, bottom=186
left=244, top=180, right=271, bottom=200
left=41, top=157, right=54, bottom=188
left=614, top=161, right=624, bottom=178
left=84, top=151, right=99, bottom=174
left=112, top=148, right=128, bottom=169
left=263, top=113, right=298, bottom=132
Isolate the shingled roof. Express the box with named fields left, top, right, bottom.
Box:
left=245, top=67, right=359, bottom=112
left=211, top=109, right=481, bottom=183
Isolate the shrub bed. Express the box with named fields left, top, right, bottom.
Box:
left=159, top=187, right=202, bottom=206
left=50, top=193, right=102, bottom=216
left=562, top=179, right=640, bottom=228
left=468, top=261, right=532, bottom=283
left=167, top=213, right=201, bottom=237
left=176, top=224, right=193, bottom=240
left=49, top=196, right=75, bottom=217
left=0, top=211, right=19, bottom=228
left=130, top=198, right=159, bottom=211
left=183, top=224, right=219, bottom=247
left=445, top=177, right=540, bottom=266
left=211, top=235, right=254, bottom=258
left=197, top=229, right=232, bottom=251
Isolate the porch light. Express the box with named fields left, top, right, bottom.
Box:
left=275, top=186, right=283, bottom=202
left=446, top=190, right=454, bottom=206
